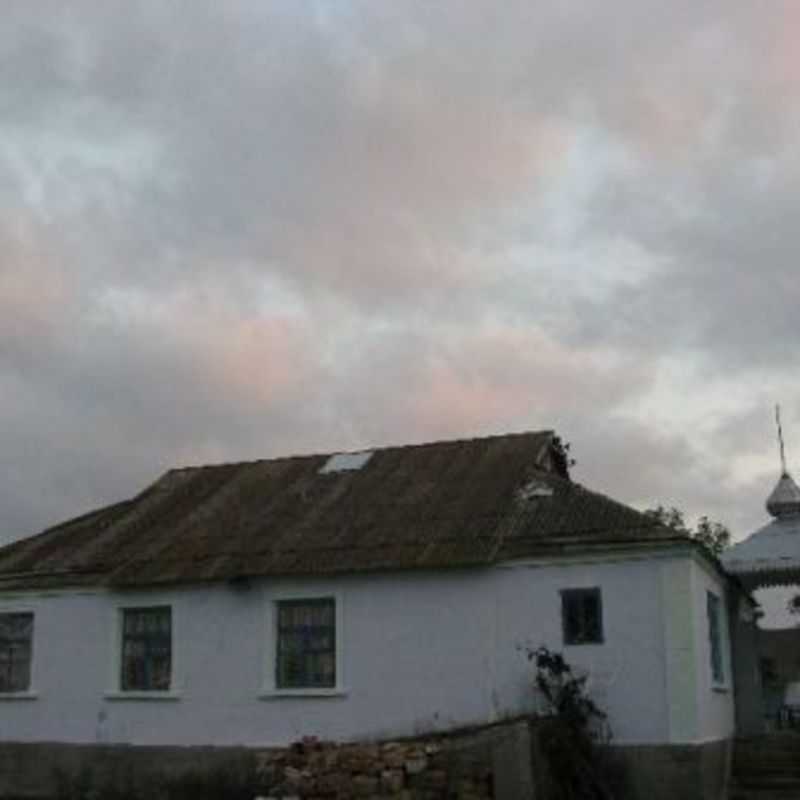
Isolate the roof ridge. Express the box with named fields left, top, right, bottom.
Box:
left=165, top=429, right=554, bottom=473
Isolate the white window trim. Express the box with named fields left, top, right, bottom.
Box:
left=706, top=590, right=730, bottom=691
left=105, top=601, right=181, bottom=701
left=0, top=690, right=38, bottom=701
left=104, top=690, right=182, bottom=701
left=259, top=589, right=347, bottom=699
left=0, top=604, right=37, bottom=699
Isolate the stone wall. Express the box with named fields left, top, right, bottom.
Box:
left=253, top=735, right=492, bottom=799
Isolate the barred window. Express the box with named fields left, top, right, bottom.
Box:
left=707, top=591, right=724, bottom=684
left=276, top=598, right=336, bottom=689
left=0, top=613, right=33, bottom=692
left=561, top=588, right=604, bottom=645
left=121, top=606, right=172, bottom=691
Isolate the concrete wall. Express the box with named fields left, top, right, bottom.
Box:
left=0, top=552, right=731, bottom=749
left=611, top=739, right=733, bottom=800
left=729, top=596, right=763, bottom=736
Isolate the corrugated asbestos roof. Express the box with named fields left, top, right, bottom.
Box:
left=0, top=430, right=684, bottom=590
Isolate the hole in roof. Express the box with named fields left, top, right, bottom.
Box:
left=319, top=451, right=374, bottom=474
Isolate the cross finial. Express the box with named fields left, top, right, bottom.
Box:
left=776, top=404, right=788, bottom=475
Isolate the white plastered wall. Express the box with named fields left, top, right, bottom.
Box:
left=491, top=557, right=670, bottom=744
left=0, top=552, right=732, bottom=748
left=658, top=555, right=736, bottom=743
left=690, top=559, right=736, bottom=742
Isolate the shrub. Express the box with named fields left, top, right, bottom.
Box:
left=526, top=645, right=629, bottom=800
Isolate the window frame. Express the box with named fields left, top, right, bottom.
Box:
left=260, top=590, right=346, bottom=699
left=106, top=602, right=180, bottom=701
left=0, top=607, right=36, bottom=699
left=706, top=590, right=725, bottom=686
left=560, top=587, right=604, bottom=646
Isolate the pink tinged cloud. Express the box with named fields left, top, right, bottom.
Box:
left=0, top=216, right=73, bottom=349
left=390, top=326, right=653, bottom=440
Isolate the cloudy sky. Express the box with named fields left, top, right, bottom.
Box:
left=2, top=2, right=799, bottom=554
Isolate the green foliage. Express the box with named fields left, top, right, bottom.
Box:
left=643, top=504, right=688, bottom=533
left=643, top=504, right=731, bottom=557
left=530, top=645, right=606, bottom=733
left=526, top=645, right=628, bottom=800
left=693, top=516, right=732, bottom=556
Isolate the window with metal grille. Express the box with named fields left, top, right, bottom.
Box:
left=707, top=591, right=724, bottom=684
left=0, top=613, right=33, bottom=692
left=561, top=588, right=603, bottom=645
left=121, top=606, right=172, bottom=691
left=276, top=598, right=336, bottom=689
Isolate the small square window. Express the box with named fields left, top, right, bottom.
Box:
left=121, top=606, right=172, bottom=691
left=707, top=591, right=724, bottom=684
left=561, top=588, right=603, bottom=645
left=276, top=598, right=336, bottom=689
left=0, top=612, right=33, bottom=692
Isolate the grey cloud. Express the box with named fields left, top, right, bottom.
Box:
left=1, top=1, right=797, bottom=547
left=569, top=416, right=772, bottom=540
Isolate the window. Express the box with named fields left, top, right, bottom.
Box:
left=121, top=606, right=172, bottom=691
left=276, top=598, right=336, bottom=689
left=707, top=591, right=725, bottom=684
left=561, top=588, right=603, bottom=645
left=0, top=612, right=33, bottom=692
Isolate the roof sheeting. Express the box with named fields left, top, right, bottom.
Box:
left=721, top=514, right=800, bottom=584
left=0, top=430, right=682, bottom=590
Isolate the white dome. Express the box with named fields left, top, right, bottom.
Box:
left=766, top=472, right=800, bottom=518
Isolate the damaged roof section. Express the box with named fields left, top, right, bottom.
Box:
left=0, top=430, right=682, bottom=590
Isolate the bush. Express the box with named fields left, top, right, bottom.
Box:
left=526, top=645, right=630, bottom=800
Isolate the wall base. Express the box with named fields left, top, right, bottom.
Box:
left=0, top=719, right=534, bottom=800
left=608, top=739, right=732, bottom=800
left=0, top=742, right=261, bottom=800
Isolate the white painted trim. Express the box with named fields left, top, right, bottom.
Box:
left=705, top=588, right=732, bottom=693
left=108, top=600, right=181, bottom=696
left=0, top=603, right=37, bottom=696
left=260, top=589, right=345, bottom=696
left=0, top=587, right=105, bottom=601
left=103, top=690, right=181, bottom=701
left=0, top=690, right=38, bottom=701
left=0, top=603, right=38, bottom=615
left=497, top=546, right=695, bottom=571
left=258, top=688, right=349, bottom=699
left=499, top=541, right=733, bottom=586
